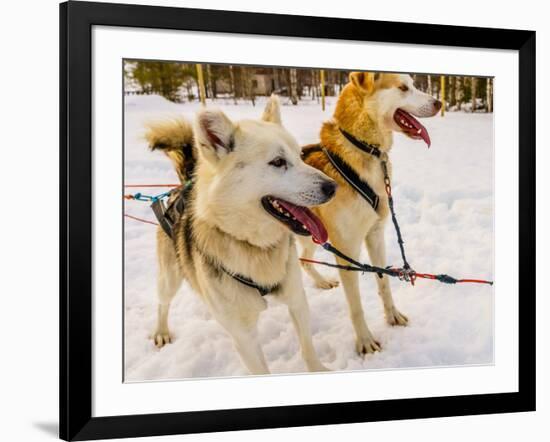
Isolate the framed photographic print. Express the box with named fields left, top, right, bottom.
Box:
left=60, top=1, right=536, bottom=440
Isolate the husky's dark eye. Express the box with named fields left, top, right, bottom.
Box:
left=399, top=84, right=409, bottom=92
left=269, top=157, right=287, bottom=168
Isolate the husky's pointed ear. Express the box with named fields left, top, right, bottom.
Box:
left=349, top=71, right=378, bottom=94
left=262, top=94, right=282, bottom=125
left=194, top=109, right=235, bottom=162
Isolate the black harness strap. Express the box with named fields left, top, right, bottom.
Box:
left=151, top=181, right=191, bottom=240
left=200, top=250, right=280, bottom=297
left=152, top=182, right=280, bottom=297
left=322, top=147, right=380, bottom=211
left=300, top=132, right=388, bottom=278
left=220, top=267, right=280, bottom=296
left=339, top=128, right=382, bottom=158
left=301, top=143, right=380, bottom=211
left=181, top=143, right=196, bottom=178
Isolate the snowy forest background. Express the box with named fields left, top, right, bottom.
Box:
left=124, top=60, right=493, bottom=113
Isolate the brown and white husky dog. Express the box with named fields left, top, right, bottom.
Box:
left=299, top=72, right=441, bottom=355
left=145, top=96, right=337, bottom=375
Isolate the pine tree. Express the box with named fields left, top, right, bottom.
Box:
left=127, top=61, right=192, bottom=102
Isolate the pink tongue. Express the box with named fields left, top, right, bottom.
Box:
left=414, top=118, right=431, bottom=147
left=397, top=109, right=431, bottom=147
left=277, top=200, right=328, bottom=244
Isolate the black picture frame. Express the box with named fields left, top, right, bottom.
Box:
left=60, top=1, right=536, bottom=440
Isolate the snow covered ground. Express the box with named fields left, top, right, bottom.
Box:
left=124, top=94, right=494, bottom=382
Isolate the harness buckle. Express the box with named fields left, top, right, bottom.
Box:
left=394, top=267, right=416, bottom=286
left=384, top=181, right=392, bottom=197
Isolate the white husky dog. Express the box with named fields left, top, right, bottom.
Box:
left=145, top=96, right=337, bottom=375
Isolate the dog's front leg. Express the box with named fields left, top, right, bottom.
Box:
left=229, top=324, right=270, bottom=376
left=287, top=294, right=329, bottom=372
left=153, top=235, right=183, bottom=348
left=284, top=291, right=329, bottom=372
left=206, top=293, right=270, bottom=376
left=297, top=235, right=339, bottom=290
left=365, top=222, right=408, bottom=326
left=332, top=238, right=382, bottom=355
left=278, top=250, right=329, bottom=372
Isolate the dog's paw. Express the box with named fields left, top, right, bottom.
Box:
left=313, top=364, right=331, bottom=372
left=315, top=278, right=340, bottom=290
left=151, top=331, right=172, bottom=348
left=356, top=334, right=382, bottom=355
left=306, top=361, right=331, bottom=372
left=385, top=307, right=409, bottom=326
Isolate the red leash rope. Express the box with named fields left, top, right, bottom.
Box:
left=413, top=272, right=492, bottom=285
left=124, top=183, right=179, bottom=188
left=124, top=213, right=158, bottom=226
left=124, top=216, right=493, bottom=286
left=300, top=257, right=493, bottom=286
left=124, top=184, right=493, bottom=286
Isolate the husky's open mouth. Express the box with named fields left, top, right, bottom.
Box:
left=394, top=108, right=431, bottom=147
left=261, top=196, right=328, bottom=244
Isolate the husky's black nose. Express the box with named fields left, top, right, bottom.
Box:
left=321, top=181, right=337, bottom=199
left=433, top=99, right=442, bottom=111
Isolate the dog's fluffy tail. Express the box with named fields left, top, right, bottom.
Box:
left=145, top=118, right=196, bottom=184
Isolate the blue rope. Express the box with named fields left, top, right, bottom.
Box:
left=129, top=190, right=171, bottom=202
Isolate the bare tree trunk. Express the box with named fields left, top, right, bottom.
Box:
left=241, top=67, right=255, bottom=106
left=185, top=82, right=193, bottom=101
left=449, top=76, right=456, bottom=107
left=320, top=69, right=326, bottom=111
left=206, top=64, right=215, bottom=100
left=229, top=65, right=237, bottom=104
left=272, top=68, right=280, bottom=94
left=297, top=70, right=304, bottom=99
left=240, top=67, right=247, bottom=103
left=486, top=78, right=493, bottom=113
left=315, top=70, right=320, bottom=103
left=195, top=64, right=206, bottom=106
left=427, top=75, right=433, bottom=96
left=440, top=75, right=446, bottom=116
left=471, top=77, right=477, bottom=112
left=289, top=68, right=298, bottom=105
left=455, top=76, right=464, bottom=110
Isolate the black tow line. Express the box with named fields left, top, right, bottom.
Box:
left=301, top=129, right=493, bottom=286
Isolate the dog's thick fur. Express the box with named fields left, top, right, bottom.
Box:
left=145, top=97, right=336, bottom=374
left=299, top=72, right=441, bottom=354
